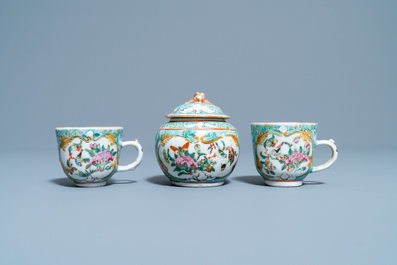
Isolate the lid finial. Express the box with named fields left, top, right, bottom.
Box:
left=187, top=92, right=212, bottom=104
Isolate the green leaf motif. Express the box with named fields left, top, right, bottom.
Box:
left=85, top=149, right=95, bottom=157
left=295, top=158, right=300, bottom=168
left=163, top=150, right=170, bottom=163
left=281, top=165, right=286, bottom=170
left=288, top=149, right=292, bottom=155
left=167, top=149, right=175, bottom=162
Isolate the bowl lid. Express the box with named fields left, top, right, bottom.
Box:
left=166, top=92, right=230, bottom=119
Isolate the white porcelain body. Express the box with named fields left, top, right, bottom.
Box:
left=56, top=127, right=143, bottom=187
left=156, top=120, right=239, bottom=187
left=251, top=122, right=338, bottom=187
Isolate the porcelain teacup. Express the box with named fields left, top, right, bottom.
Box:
left=251, top=122, right=338, bottom=187
left=55, top=127, right=143, bottom=187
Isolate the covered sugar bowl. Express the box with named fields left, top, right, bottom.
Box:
left=155, top=92, right=240, bottom=187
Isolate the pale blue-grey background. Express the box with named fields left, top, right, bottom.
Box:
left=1, top=1, right=396, bottom=265
left=1, top=0, right=396, bottom=151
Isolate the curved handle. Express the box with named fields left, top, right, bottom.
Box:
left=117, top=140, right=143, bottom=172
left=312, top=139, right=338, bottom=173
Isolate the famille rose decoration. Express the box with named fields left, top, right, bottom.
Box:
left=155, top=92, right=240, bottom=187
left=56, top=127, right=143, bottom=187
left=251, top=122, right=338, bottom=187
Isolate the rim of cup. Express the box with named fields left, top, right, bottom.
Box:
left=55, top=126, right=124, bottom=130
left=251, top=122, right=318, bottom=125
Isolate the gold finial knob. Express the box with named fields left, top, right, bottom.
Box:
left=193, top=92, right=205, bottom=101
left=187, top=92, right=212, bottom=104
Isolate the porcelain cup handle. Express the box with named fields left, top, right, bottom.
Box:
left=312, top=139, right=338, bottom=173
left=117, top=140, right=143, bottom=172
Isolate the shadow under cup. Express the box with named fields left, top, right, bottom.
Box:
left=55, top=127, right=143, bottom=187
left=251, top=122, right=338, bottom=187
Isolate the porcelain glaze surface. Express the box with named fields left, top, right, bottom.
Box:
left=251, top=123, right=316, bottom=182
left=251, top=123, right=338, bottom=187
left=56, top=127, right=143, bottom=187
left=166, top=92, right=229, bottom=119
left=56, top=128, right=122, bottom=184
left=156, top=93, right=239, bottom=187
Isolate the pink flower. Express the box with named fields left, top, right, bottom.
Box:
left=305, top=142, right=311, bottom=150
left=90, top=143, right=98, bottom=149
left=293, top=137, right=300, bottom=143
left=284, top=151, right=309, bottom=166
left=175, top=155, right=198, bottom=169
left=90, top=150, right=114, bottom=164
left=276, top=142, right=284, bottom=149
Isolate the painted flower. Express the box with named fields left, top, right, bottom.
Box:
left=194, top=144, right=200, bottom=152
left=305, top=142, right=311, bottom=150
left=276, top=142, right=284, bottom=149
left=90, top=150, right=114, bottom=165
left=284, top=151, right=309, bottom=166
left=90, top=143, right=98, bottom=150
left=293, top=136, right=300, bottom=143
left=175, top=155, right=198, bottom=169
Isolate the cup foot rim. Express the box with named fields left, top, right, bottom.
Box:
left=171, top=181, right=224, bottom=188
left=75, top=182, right=107, bottom=187
left=264, top=179, right=303, bottom=187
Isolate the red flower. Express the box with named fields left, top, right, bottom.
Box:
left=175, top=155, right=198, bottom=169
